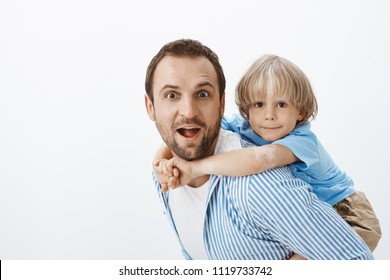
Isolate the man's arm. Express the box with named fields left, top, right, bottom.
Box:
left=153, top=142, right=173, bottom=164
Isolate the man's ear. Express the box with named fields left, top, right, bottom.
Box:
left=145, top=94, right=155, bottom=121
left=220, top=93, right=225, bottom=116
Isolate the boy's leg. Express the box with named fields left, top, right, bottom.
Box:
left=333, top=191, right=382, bottom=252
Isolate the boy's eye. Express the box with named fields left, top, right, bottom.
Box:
left=254, top=102, right=263, bottom=108
left=277, top=102, right=287, bottom=108
left=198, top=91, right=209, bottom=98
left=166, top=92, right=177, bottom=99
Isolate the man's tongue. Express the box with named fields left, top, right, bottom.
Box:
left=178, top=128, right=199, bottom=138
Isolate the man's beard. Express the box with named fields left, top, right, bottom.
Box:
left=156, top=116, right=221, bottom=161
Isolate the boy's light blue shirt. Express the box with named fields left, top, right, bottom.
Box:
left=222, top=114, right=355, bottom=206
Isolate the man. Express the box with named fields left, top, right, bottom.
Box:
left=144, top=39, right=373, bottom=260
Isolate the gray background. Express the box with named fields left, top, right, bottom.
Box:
left=1, top=0, right=389, bottom=259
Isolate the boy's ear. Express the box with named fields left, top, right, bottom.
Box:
left=145, top=94, right=155, bottom=121
left=297, top=112, right=305, bottom=122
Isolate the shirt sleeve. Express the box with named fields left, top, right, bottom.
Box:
left=152, top=171, right=169, bottom=209
left=273, top=122, right=322, bottom=174
left=223, top=116, right=323, bottom=174
left=248, top=167, right=373, bottom=260
left=222, top=114, right=270, bottom=146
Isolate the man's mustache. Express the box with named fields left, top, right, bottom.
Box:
left=172, top=118, right=207, bottom=130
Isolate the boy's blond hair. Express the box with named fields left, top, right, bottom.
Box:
left=236, top=54, right=318, bottom=124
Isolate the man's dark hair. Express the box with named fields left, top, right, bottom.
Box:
left=145, top=39, right=226, bottom=103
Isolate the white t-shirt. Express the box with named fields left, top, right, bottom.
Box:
left=167, top=130, right=242, bottom=259
left=168, top=181, right=210, bottom=259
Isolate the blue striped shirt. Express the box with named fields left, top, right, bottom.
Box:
left=152, top=130, right=373, bottom=260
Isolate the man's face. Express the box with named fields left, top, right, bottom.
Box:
left=145, top=55, right=225, bottom=160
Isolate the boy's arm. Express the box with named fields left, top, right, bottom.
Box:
left=191, top=144, right=298, bottom=177
left=164, top=144, right=298, bottom=188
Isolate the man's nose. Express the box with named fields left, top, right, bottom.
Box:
left=178, top=96, right=199, bottom=118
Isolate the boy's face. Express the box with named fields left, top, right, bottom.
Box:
left=248, top=92, right=304, bottom=142
left=145, top=55, right=225, bottom=160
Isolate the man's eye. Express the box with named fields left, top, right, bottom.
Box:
left=277, top=102, right=287, bottom=108
left=254, top=102, right=263, bottom=108
left=166, top=92, right=177, bottom=99
left=198, top=91, right=209, bottom=98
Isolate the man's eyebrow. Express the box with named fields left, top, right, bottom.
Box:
left=159, top=84, right=179, bottom=93
left=158, top=82, right=215, bottom=94
left=196, top=81, right=214, bottom=89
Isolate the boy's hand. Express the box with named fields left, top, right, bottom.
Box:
left=164, top=157, right=197, bottom=188
left=153, top=159, right=179, bottom=192
left=153, top=159, right=170, bottom=192
left=154, top=157, right=199, bottom=191
left=289, top=253, right=307, bottom=260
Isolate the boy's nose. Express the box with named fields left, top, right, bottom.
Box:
left=265, top=107, right=276, bottom=120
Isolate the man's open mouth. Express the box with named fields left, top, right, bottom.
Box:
left=177, top=127, right=200, bottom=138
